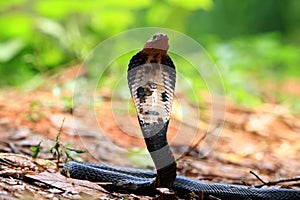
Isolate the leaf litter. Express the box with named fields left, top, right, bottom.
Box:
left=0, top=66, right=299, bottom=199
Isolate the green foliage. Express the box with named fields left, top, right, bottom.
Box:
left=168, top=0, right=212, bottom=11
left=50, top=118, right=87, bottom=166
left=62, top=96, right=73, bottom=113
left=30, top=140, right=42, bottom=158
left=209, top=33, right=300, bottom=107
left=0, top=0, right=299, bottom=109
left=29, top=119, right=87, bottom=163
left=26, top=101, right=44, bottom=122
left=0, top=0, right=214, bottom=86
left=0, top=39, right=24, bottom=62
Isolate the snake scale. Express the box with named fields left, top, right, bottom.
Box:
left=62, top=34, right=300, bottom=199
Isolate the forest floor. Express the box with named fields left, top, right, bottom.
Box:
left=0, top=66, right=300, bottom=200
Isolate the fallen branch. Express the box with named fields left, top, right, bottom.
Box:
left=250, top=171, right=300, bottom=188
left=176, top=123, right=221, bottom=161
left=176, top=132, right=207, bottom=161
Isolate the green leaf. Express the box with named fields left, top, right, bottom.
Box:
left=66, top=147, right=88, bottom=154
left=30, top=140, right=42, bottom=158
left=100, top=0, right=151, bottom=9
left=0, top=13, right=32, bottom=40
left=34, top=1, right=96, bottom=19
left=35, top=18, right=66, bottom=41
left=91, top=9, right=134, bottom=34
left=0, top=39, right=24, bottom=62
left=167, top=0, right=213, bottom=10
left=64, top=149, right=84, bottom=162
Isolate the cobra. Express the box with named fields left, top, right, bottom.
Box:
left=62, top=34, right=300, bottom=200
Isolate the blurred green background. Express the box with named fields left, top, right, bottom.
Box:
left=0, top=0, right=299, bottom=110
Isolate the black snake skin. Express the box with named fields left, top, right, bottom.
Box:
left=61, top=161, right=300, bottom=199
left=61, top=34, right=300, bottom=199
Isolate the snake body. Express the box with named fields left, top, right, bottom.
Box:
left=62, top=34, right=300, bottom=199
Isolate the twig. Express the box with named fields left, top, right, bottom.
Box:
left=176, top=123, right=221, bottom=161
left=176, top=132, right=207, bottom=161
left=23, top=175, right=65, bottom=193
left=51, top=118, right=65, bottom=169
left=250, top=171, right=300, bottom=188
left=250, top=171, right=267, bottom=185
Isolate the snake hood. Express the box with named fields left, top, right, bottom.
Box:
left=127, top=34, right=176, bottom=137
